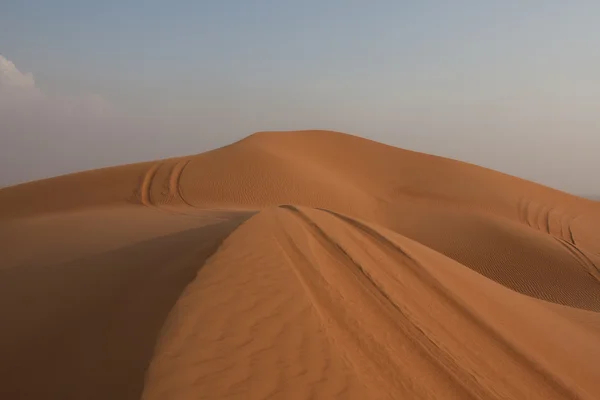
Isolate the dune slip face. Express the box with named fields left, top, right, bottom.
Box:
left=1, top=130, right=599, bottom=399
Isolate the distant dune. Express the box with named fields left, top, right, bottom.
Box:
left=1, top=130, right=599, bottom=399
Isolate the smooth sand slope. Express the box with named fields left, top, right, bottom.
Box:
left=1, top=130, right=599, bottom=399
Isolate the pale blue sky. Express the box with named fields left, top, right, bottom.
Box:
left=1, top=1, right=599, bottom=196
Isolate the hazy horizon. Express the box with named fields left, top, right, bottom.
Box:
left=2, top=1, right=599, bottom=196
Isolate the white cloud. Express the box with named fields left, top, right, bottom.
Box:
left=0, top=55, right=120, bottom=187
left=0, top=54, right=109, bottom=118
left=0, top=55, right=36, bottom=89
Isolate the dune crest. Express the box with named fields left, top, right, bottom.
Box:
left=1, top=130, right=599, bottom=399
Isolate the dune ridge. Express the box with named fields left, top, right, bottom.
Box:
left=1, top=130, right=599, bottom=399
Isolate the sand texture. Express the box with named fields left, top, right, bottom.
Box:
left=1, top=130, right=599, bottom=399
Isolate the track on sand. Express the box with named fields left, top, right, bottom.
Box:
left=142, top=206, right=600, bottom=400
left=2, top=130, right=600, bottom=399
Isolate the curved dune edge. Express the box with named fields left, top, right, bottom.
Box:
left=0, top=130, right=599, bottom=399
left=142, top=206, right=600, bottom=400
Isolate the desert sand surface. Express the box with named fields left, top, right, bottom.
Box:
left=1, top=130, right=600, bottom=399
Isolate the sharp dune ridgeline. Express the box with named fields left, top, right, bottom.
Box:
left=1, top=130, right=600, bottom=400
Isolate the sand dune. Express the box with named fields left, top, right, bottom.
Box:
left=1, top=130, right=599, bottom=399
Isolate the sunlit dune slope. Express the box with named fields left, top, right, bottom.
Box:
left=143, top=206, right=600, bottom=400
left=3, top=130, right=599, bottom=219
left=1, top=130, right=599, bottom=400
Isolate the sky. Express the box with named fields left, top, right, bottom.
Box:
left=1, top=1, right=599, bottom=196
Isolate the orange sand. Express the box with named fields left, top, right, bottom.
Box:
left=1, top=130, right=599, bottom=399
